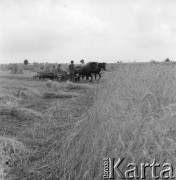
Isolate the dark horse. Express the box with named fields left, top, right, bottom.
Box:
left=77, top=62, right=106, bottom=82
left=76, top=62, right=97, bottom=82
left=92, top=62, right=106, bottom=80
left=74, top=65, right=88, bottom=81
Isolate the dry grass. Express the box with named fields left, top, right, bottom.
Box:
left=10, top=64, right=23, bottom=74
left=0, top=72, right=95, bottom=179
left=45, top=80, right=92, bottom=91
left=0, top=106, right=43, bottom=122
left=65, top=81, right=92, bottom=90
left=0, top=70, right=35, bottom=81
left=2, top=63, right=176, bottom=179
left=43, top=91, right=79, bottom=99
left=38, top=63, right=176, bottom=179
left=0, top=136, right=29, bottom=179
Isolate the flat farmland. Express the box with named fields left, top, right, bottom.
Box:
left=1, top=63, right=176, bottom=179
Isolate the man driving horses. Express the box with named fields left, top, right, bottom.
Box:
left=52, top=66, right=57, bottom=75
left=69, top=60, right=75, bottom=81
left=57, top=64, right=61, bottom=73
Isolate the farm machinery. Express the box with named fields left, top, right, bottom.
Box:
left=33, top=71, right=69, bottom=81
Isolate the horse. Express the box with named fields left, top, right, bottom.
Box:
left=74, top=65, right=88, bottom=81
left=77, top=62, right=98, bottom=82
left=85, top=62, right=106, bottom=80
left=92, top=62, right=106, bottom=80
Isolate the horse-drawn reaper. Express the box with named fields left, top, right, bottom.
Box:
left=33, top=70, right=69, bottom=81
left=33, top=62, right=106, bottom=82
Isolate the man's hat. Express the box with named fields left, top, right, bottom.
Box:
left=71, top=60, right=74, bottom=63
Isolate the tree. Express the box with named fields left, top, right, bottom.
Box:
left=24, top=59, right=29, bottom=65
left=164, top=58, right=170, bottom=62
left=80, top=59, right=84, bottom=64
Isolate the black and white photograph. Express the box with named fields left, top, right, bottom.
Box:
left=1, top=0, right=176, bottom=179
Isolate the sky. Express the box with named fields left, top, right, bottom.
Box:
left=0, top=0, right=176, bottom=64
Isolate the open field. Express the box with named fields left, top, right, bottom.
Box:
left=0, top=70, right=36, bottom=81
left=1, top=63, right=176, bottom=179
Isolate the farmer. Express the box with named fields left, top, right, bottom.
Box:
left=52, top=65, right=57, bottom=75
left=57, top=64, right=61, bottom=73
left=69, top=60, right=75, bottom=81
left=45, top=65, right=50, bottom=73
left=51, top=65, right=57, bottom=80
